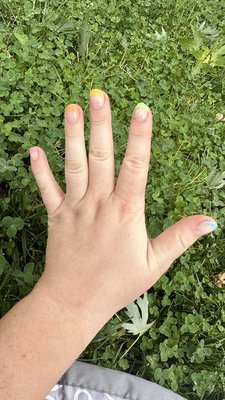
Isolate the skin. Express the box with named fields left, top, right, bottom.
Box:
left=34, top=89, right=216, bottom=321
left=0, top=89, right=217, bottom=399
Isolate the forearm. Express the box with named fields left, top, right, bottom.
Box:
left=0, top=283, right=105, bottom=400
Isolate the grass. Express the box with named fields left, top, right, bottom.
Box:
left=0, top=0, right=225, bottom=398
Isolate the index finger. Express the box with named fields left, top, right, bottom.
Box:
left=114, top=103, right=152, bottom=210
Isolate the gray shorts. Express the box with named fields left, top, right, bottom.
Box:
left=45, top=361, right=186, bottom=400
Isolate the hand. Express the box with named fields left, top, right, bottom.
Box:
left=30, top=89, right=217, bottom=327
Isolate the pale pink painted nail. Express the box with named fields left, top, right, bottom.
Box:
left=30, top=147, right=39, bottom=161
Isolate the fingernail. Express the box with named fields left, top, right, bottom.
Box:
left=90, top=89, right=105, bottom=110
left=66, top=104, right=80, bottom=124
left=195, top=220, right=218, bottom=236
left=30, top=147, right=39, bottom=161
left=134, top=103, right=150, bottom=121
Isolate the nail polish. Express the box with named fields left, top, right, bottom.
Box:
left=90, top=89, right=105, bottom=109
left=134, top=103, right=150, bottom=121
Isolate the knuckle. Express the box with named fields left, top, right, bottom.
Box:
left=33, top=169, right=50, bottom=193
left=131, top=128, right=146, bottom=137
left=89, top=147, right=111, bottom=161
left=124, top=154, right=146, bottom=171
left=114, top=192, right=142, bottom=217
left=91, top=118, right=107, bottom=128
left=115, top=194, right=133, bottom=215
left=66, top=160, right=85, bottom=174
left=39, top=183, right=49, bottom=193
left=47, top=202, right=66, bottom=228
left=177, top=232, right=190, bottom=251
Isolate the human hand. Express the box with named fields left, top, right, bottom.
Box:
left=30, top=89, right=217, bottom=327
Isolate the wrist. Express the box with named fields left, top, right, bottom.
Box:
left=0, top=278, right=107, bottom=399
left=32, top=276, right=110, bottom=340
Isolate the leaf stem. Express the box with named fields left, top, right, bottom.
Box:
left=119, top=333, right=142, bottom=361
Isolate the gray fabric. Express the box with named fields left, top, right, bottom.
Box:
left=45, top=361, right=186, bottom=400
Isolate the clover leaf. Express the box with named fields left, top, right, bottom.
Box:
left=2, top=216, right=24, bottom=238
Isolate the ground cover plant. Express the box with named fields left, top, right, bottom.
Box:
left=0, top=0, right=225, bottom=398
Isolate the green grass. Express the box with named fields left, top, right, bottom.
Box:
left=0, top=0, right=225, bottom=398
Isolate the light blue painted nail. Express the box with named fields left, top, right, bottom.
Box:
left=195, top=220, right=218, bottom=236
left=204, top=221, right=218, bottom=231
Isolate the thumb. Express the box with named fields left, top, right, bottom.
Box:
left=150, top=215, right=218, bottom=274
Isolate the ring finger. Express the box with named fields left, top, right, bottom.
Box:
left=64, top=104, right=88, bottom=205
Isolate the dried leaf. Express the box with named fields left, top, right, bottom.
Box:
left=215, top=113, right=225, bottom=122
left=205, top=168, right=225, bottom=189
left=122, top=293, right=155, bottom=336
left=213, top=272, right=225, bottom=288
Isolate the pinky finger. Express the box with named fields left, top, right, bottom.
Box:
left=29, top=147, right=65, bottom=216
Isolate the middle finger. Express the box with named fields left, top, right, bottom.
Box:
left=88, top=89, right=115, bottom=200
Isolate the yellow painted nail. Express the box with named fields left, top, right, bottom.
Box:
left=90, top=88, right=105, bottom=109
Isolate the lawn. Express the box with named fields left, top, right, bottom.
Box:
left=0, top=0, right=225, bottom=398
